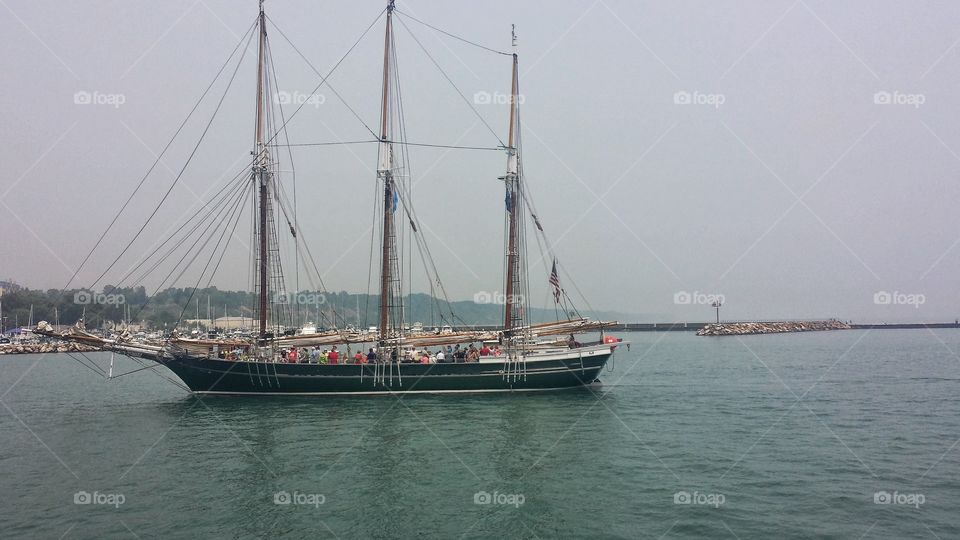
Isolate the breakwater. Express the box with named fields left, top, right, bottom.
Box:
left=0, top=343, right=98, bottom=355
left=696, top=320, right=851, bottom=336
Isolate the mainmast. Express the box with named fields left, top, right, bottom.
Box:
left=255, top=0, right=269, bottom=338
left=377, top=0, right=396, bottom=342
left=503, top=27, right=521, bottom=334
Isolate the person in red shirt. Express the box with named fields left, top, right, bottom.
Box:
left=288, top=348, right=298, bottom=363
left=480, top=344, right=491, bottom=356
left=354, top=351, right=364, bottom=364
left=328, top=346, right=339, bottom=364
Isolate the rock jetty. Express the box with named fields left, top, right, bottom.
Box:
left=697, top=320, right=850, bottom=336
left=0, top=342, right=99, bottom=355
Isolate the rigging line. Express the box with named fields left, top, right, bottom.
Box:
left=122, top=176, right=250, bottom=293
left=125, top=174, right=250, bottom=296
left=272, top=184, right=334, bottom=311
left=265, top=33, right=302, bottom=327
left=131, top=178, right=250, bottom=322
left=390, top=24, right=462, bottom=329
left=64, top=352, right=106, bottom=377
left=268, top=140, right=377, bottom=147
left=107, top=360, right=167, bottom=379
left=124, top=185, right=247, bottom=311
left=137, top=176, right=250, bottom=320
left=393, top=188, right=458, bottom=326
left=364, top=176, right=379, bottom=331
left=117, top=171, right=252, bottom=288
left=63, top=16, right=259, bottom=292
left=394, top=10, right=511, bottom=56
left=270, top=180, right=340, bottom=330
left=120, top=355, right=192, bottom=392
left=87, top=24, right=258, bottom=293
left=391, top=28, right=414, bottom=334
left=556, top=259, right=590, bottom=317
left=395, top=16, right=505, bottom=148
left=202, top=180, right=254, bottom=290
left=513, top=94, right=584, bottom=320
left=395, top=140, right=501, bottom=151
left=265, top=14, right=379, bottom=139
left=259, top=6, right=387, bottom=151
left=272, top=140, right=501, bottom=151
left=173, top=178, right=253, bottom=327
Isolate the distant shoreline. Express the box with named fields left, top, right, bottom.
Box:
left=603, top=322, right=960, bottom=332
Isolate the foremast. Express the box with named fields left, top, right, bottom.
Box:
left=254, top=0, right=271, bottom=340
left=502, top=27, right=525, bottom=344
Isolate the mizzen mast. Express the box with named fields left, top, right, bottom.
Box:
left=502, top=25, right=523, bottom=336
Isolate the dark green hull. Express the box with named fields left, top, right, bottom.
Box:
left=156, top=346, right=616, bottom=395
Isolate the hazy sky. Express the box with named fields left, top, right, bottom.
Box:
left=2, top=0, right=960, bottom=323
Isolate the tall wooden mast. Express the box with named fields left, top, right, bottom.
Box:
left=377, top=0, right=396, bottom=342
left=255, top=0, right=269, bottom=338
left=503, top=31, right=521, bottom=334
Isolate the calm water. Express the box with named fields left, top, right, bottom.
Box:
left=1, top=330, right=959, bottom=539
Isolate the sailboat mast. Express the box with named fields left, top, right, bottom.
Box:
left=503, top=38, right=521, bottom=333
left=255, top=1, right=269, bottom=338
left=378, top=0, right=396, bottom=342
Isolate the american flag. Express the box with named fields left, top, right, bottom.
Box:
left=549, top=259, right=561, bottom=303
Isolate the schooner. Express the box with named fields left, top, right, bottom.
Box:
left=37, top=1, right=623, bottom=395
